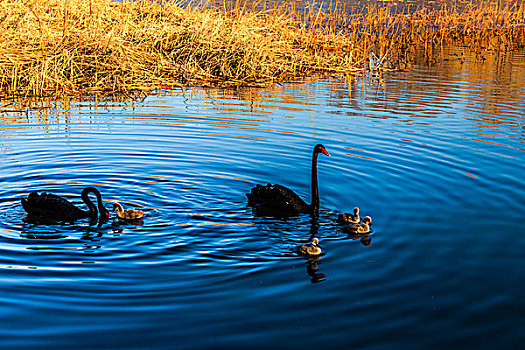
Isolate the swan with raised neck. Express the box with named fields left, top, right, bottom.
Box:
left=246, top=144, right=330, bottom=218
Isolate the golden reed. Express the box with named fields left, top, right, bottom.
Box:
left=0, top=0, right=523, bottom=97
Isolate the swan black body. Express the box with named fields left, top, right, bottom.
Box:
left=21, top=186, right=110, bottom=223
left=246, top=144, right=330, bottom=217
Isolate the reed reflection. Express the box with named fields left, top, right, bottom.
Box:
left=2, top=46, right=524, bottom=153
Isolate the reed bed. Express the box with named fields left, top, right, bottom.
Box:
left=0, top=0, right=524, bottom=97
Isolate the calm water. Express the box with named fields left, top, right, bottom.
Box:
left=1, top=48, right=525, bottom=349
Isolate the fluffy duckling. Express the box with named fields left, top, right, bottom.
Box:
left=113, top=202, right=143, bottom=221
left=337, top=207, right=360, bottom=224
left=296, top=237, right=323, bottom=257
left=343, top=216, right=372, bottom=234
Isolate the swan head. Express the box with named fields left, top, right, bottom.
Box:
left=362, top=216, right=372, bottom=225
left=353, top=207, right=359, bottom=215
left=314, top=144, right=330, bottom=157
left=311, top=237, right=319, bottom=246
left=101, top=207, right=110, bottom=219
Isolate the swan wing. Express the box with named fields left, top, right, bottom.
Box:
left=246, top=183, right=309, bottom=215
left=21, top=191, right=85, bottom=220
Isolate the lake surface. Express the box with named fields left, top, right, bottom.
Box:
left=1, top=47, right=525, bottom=349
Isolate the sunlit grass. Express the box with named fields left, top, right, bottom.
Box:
left=0, top=0, right=523, bottom=97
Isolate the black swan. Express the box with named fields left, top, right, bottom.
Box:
left=296, top=237, right=323, bottom=256
left=338, top=207, right=360, bottom=224
left=21, top=186, right=110, bottom=222
left=343, top=216, right=372, bottom=234
left=113, top=202, right=143, bottom=220
left=246, top=144, right=330, bottom=217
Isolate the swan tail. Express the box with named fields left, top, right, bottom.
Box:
left=246, top=183, right=309, bottom=215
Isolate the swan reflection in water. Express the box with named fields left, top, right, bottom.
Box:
left=23, top=214, right=108, bottom=228
left=305, top=256, right=327, bottom=284
left=19, top=223, right=106, bottom=245
left=350, top=233, right=372, bottom=246
left=111, top=218, right=144, bottom=232
left=295, top=221, right=327, bottom=284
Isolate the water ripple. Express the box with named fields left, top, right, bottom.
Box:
left=1, top=48, right=525, bottom=349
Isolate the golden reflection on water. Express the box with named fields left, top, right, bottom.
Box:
left=344, top=153, right=378, bottom=161
left=468, top=137, right=525, bottom=152
left=210, top=174, right=252, bottom=183
left=429, top=47, right=524, bottom=113
left=343, top=146, right=379, bottom=161
left=0, top=265, right=38, bottom=270
left=1, top=47, right=524, bottom=154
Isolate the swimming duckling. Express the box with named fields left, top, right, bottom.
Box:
left=296, top=237, right=323, bottom=257
left=113, top=202, right=143, bottom=221
left=337, top=207, right=360, bottom=224
left=343, top=216, right=372, bottom=234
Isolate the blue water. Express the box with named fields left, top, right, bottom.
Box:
left=1, top=48, right=525, bottom=349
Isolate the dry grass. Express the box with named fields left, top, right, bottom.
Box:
left=0, top=0, right=524, bottom=97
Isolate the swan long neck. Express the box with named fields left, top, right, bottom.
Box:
left=81, top=187, right=99, bottom=218
left=81, top=186, right=108, bottom=220
left=310, top=150, right=320, bottom=216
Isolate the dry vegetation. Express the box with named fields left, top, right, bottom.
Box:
left=0, top=0, right=524, bottom=97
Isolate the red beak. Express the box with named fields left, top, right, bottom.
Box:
left=321, top=147, right=330, bottom=157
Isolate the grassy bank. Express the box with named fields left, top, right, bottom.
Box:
left=0, top=0, right=524, bottom=97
